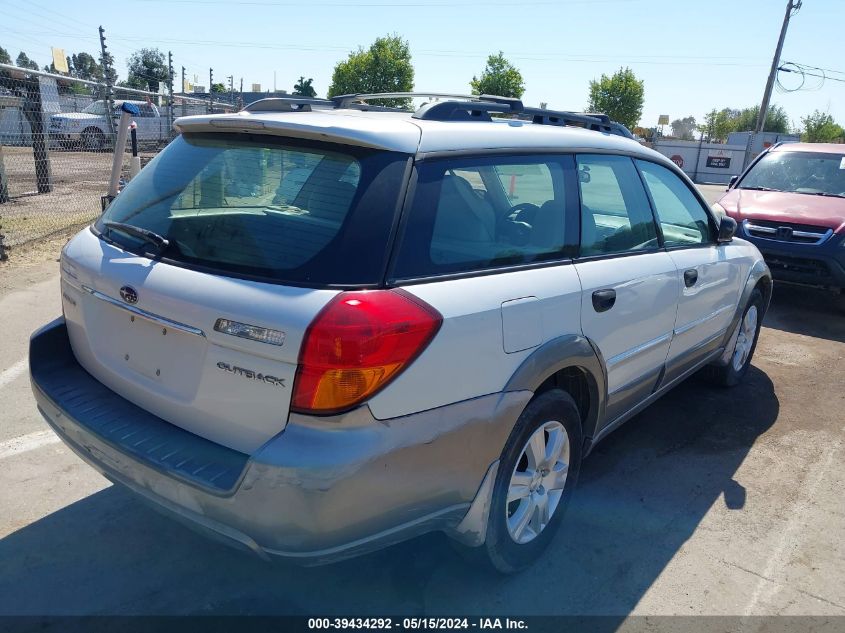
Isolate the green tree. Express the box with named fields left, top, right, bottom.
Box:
left=670, top=116, right=697, bottom=140
left=211, top=82, right=227, bottom=93
left=698, top=108, right=740, bottom=142
left=733, top=104, right=790, bottom=134
left=293, top=76, right=316, bottom=97
left=801, top=110, right=844, bottom=143
left=126, top=48, right=169, bottom=92
left=15, top=51, right=39, bottom=71
left=71, top=52, right=104, bottom=81
left=469, top=51, right=525, bottom=98
left=0, top=46, right=11, bottom=65
left=328, top=35, right=414, bottom=108
left=587, top=66, right=644, bottom=130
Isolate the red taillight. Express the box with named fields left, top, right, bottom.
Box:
left=291, top=289, right=442, bottom=415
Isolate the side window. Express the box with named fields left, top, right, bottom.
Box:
left=577, top=155, right=658, bottom=256
left=636, top=160, right=712, bottom=247
left=392, top=156, right=573, bottom=278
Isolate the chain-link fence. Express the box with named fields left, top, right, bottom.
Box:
left=0, top=64, right=236, bottom=259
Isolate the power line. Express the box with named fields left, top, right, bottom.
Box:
left=777, top=62, right=845, bottom=93
left=7, top=29, right=770, bottom=67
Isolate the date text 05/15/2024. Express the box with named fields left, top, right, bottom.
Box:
left=307, top=618, right=528, bottom=630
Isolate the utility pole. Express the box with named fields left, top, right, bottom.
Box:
left=181, top=66, right=186, bottom=116
left=227, top=75, right=233, bottom=104
left=755, top=0, right=801, bottom=133
left=208, top=67, right=213, bottom=113
left=167, top=51, right=174, bottom=134
left=98, top=25, right=115, bottom=137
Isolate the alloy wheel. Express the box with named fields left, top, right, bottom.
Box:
left=732, top=305, right=758, bottom=372
left=506, top=421, right=570, bottom=544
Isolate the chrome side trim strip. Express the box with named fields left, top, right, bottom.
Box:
left=82, top=285, right=206, bottom=338
left=674, top=304, right=733, bottom=337
left=594, top=347, right=724, bottom=445
left=606, top=333, right=671, bottom=369
left=607, top=365, right=661, bottom=397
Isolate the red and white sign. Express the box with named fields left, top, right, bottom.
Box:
left=670, top=154, right=684, bottom=168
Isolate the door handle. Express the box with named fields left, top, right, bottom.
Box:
left=592, top=289, right=617, bottom=313
left=684, top=269, right=699, bottom=287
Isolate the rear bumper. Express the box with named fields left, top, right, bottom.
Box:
left=739, top=230, right=845, bottom=289
left=30, top=318, right=529, bottom=564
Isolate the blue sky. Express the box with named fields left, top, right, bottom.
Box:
left=2, top=0, right=843, bottom=131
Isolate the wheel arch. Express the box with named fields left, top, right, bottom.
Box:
left=713, top=258, right=772, bottom=367
left=503, top=334, right=607, bottom=442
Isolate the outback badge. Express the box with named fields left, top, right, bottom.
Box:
left=217, top=362, right=286, bottom=388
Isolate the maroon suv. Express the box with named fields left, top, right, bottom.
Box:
left=714, top=143, right=845, bottom=296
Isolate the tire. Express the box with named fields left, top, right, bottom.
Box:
left=81, top=127, right=106, bottom=152
left=705, top=288, right=764, bottom=387
left=471, top=389, right=583, bottom=574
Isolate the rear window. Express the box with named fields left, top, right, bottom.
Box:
left=95, top=134, right=409, bottom=286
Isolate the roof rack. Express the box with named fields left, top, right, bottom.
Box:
left=242, top=97, right=334, bottom=112
left=330, top=92, right=521, bottom=109
left=332, top=92, right=631, bottom=137
left=240, top=93, right=633, bottom=138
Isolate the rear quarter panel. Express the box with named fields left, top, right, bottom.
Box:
left=369, top=264, right=582, bottom=419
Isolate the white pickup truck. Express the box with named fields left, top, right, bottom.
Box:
left=49, top=99, right=172, bottom=151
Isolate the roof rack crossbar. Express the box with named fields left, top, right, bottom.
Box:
left=412, top=99, right=522, bottom=122
left=330, top=92, right=522, bottom=109
left=243, top=97, right=334, bottom=113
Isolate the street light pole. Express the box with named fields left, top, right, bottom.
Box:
left=755, top=0, right=801, bottom=133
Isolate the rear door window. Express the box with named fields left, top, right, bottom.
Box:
left=576, top=154, right=658, bottom=256
left=96, top=133, right=409, bottom=286
left=391, top=155, right=576, bottom=279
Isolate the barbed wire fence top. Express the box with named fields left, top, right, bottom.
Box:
left=0, top=64, right=235, bottom=260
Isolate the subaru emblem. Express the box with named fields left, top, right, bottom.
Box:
left=119, top=286, right=139, bottom=304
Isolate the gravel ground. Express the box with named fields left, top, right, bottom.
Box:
left=1, top=145, right=158, bottom=247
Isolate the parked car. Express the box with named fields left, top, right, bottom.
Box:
left=713, top=142, right=845, bottom=303
left=49, top=99, right=172, bottom=151
left=30, top=94, right=771, bottom=573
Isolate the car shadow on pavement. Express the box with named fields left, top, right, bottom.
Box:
left=762, top=284, right=845, bottom=344
left=0, top=367, right=779, bottom=617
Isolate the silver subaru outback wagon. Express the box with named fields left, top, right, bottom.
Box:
left=30, top=93, right=770, bottom=572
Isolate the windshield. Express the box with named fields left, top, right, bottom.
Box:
left=95, top=133, right=409, bottom=286
left=740, top=151, right=845, bottom=197
left=82, top=101, right=108, bottom=115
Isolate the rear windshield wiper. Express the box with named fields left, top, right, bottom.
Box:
left=104, top=221, right=170, bottom=251
left=739, top=185, right=781, bottom=192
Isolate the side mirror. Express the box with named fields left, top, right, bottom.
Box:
left=727, top=175, right=739, bottom=190
left=717, top=216, right=737, bottom=244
